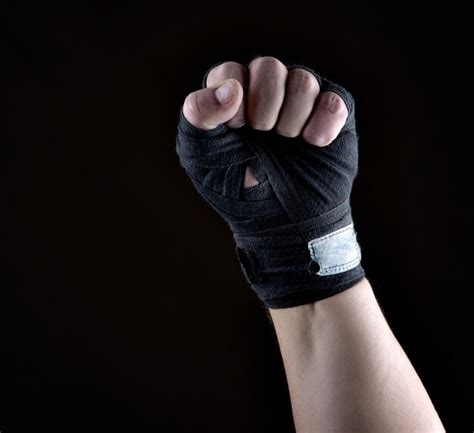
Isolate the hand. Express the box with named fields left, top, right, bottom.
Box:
left=182, top=57, right=350, bottom=187
left=176, top=57, right=362, bottom=308
left=183, top=56, right=349, bottom=144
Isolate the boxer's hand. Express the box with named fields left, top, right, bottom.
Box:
left=176, top=58, right=363, bottom=308
left=183, top=57, right=348, bottom=146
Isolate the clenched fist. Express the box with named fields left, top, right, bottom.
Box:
left=176, top=57, right=364, bottom=308
left=183, top=57, right=350, bottom=188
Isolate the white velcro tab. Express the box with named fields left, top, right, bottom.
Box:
left=307, top=223, right=361, bottom=276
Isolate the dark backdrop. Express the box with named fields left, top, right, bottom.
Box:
left=6, top=4, right=473, bottom=432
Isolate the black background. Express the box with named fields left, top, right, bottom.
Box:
left=6, top=4, right=473, bottom=432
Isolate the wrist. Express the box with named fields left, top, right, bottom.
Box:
left=269, top=278, right=372, bottom=325
left=233, top=201, right=364, bottom=308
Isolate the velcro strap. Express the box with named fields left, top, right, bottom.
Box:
left=307, top=223, right=361, bottom=276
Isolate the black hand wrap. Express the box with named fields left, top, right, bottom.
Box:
left=176, top=64, right=365, bottom=308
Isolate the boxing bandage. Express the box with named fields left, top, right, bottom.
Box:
left=176, top=65, right=364, bottom=308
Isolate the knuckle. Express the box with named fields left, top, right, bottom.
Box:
left=227, top=115, right=246, bottom=128
left=250, top=120, right=275, bottom=131
left=210, top=61, right=244, bottom=77
left=275, top=126, right=299, bottom=138
left=302, top=128, right=330, bottom=147
left=206, top=61, right=245, bottom=86
left=288, top=69, right=320, bottom=93
left=184, top=91, right=203, bottom=118
left=320, top=92, right=347, bottom=115
left=249, top=56, right=286, bottom=72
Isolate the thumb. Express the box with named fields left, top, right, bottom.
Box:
left=182, top=79, right=243, bottom=130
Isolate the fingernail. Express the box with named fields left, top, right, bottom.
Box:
left=215, top=81, right=235, bottom=105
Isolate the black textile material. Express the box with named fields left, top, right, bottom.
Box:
left=176, top=64, right=365, bottom=308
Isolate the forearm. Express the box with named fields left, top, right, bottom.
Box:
left=270, top=278, right=444, bottom=432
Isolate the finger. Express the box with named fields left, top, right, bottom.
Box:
left=247, top=56, right=288, bottom=131
left=182, top=79, right=243, bottom=130
left=302, top=91, right=348, bottom=147
left=206, top=61, right=248, bottom=128
left=275, top=68, right=320, bottom=137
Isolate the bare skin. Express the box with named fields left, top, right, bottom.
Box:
left=270, top=279, right=444, bottom=432
left=182, top=56, right=445, bottom=432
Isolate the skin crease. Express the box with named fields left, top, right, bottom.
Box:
left=181, top=57, right=445, bottom=432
